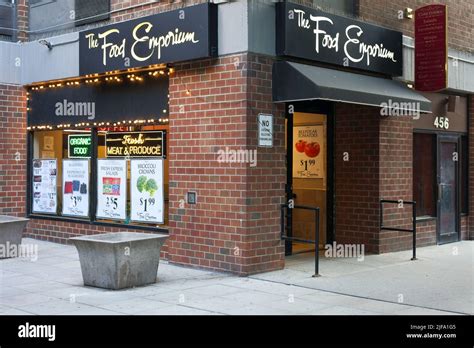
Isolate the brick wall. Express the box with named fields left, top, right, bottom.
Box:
left=378, top=114, right=432, bottom=252
left=0, top=85, right=27, bottom=217
left=334, top=103, right=380, bottom=253
left=166, top=53, right=285, bottom=275
left=110, top=0, right=207, bottom=23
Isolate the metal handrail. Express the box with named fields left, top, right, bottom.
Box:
left=280, top=204, right=320, bottom=277
left=380, top=199, right=417, bottom=260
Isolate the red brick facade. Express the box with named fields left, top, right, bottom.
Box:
left=166, top=53, right=285, bottom=274
left=334, top=104, right=380, bottom=253
left=0, top=85, right=27, bottom=217
left=0, top=1, right=472, bottom=276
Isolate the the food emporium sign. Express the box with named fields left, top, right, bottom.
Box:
left=79, top=3, right=217, bottom=75
left=276, top=3, right=403, bottom=76
left=105, top=131, right=165, bottom=158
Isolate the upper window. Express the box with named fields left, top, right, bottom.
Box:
left=413, top=133, right=437, bottom=217
left=29, top=0, right=110, bottom=35
left=312, top=0, right=357, bottom=16
left=0, top=0, right=14, bottom=40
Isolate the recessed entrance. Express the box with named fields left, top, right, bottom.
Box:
left=285, top=103, right=334, bottom=256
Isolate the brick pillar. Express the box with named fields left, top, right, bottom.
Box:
left=334, top=103, right=380, bottom=253
left=0, top=85, right=27, bottom=216
left=167, top=53, right=285, bottom=275
left=16, top=0, right=29, bottom=42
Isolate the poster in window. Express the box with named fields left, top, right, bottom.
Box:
left=130, top=159, right=164, bottom=224
left=62, top=159, right=89, bottom=217
left=32, top=159, right=57, bottom=214
left=96, top=159, right=127, bottom=220
left=293, top=125, right=325, bottom=179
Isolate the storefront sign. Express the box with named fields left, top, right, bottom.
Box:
left=293, top=125, right=325, bottom=179
left=130, top=159, right=164, bottom=224
left=276, top=3, right=403, bottom=76
left=28, top=77, right=168, bottom=127
left=258, top=114, right=273, bottom=147
left=62, top=160, right=90, bottom=217
left=79, top=3, right=217, bottom=75
left=68, top=135, right=92, bottom=158
left=105, top=131, right=165, bottom=157
left=415, top=4, right=448, bottom=91
left=96, top=159, right=127, bottom=220
left=32, top=159, right=57, bottom=214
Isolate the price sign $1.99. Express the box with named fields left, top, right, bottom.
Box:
left=140, top=197, right=155, bottom=212
left=300, top=159, right=316, bottom=171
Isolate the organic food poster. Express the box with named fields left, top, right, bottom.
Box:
left=62, top=159, right=89, bottom=217
left=96, top=159, right=127, bottom=220
left=130, top=159, right=164, bottom=224
left=32, top=159, right=57, bottom=214
left=293, top=125, right=325, bottom=179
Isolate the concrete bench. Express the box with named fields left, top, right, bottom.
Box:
left=70, top=232, right=169, bottom=290
left=0, top=216, right=29, bottom=259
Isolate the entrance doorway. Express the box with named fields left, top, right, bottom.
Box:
left=285, top=103, right=334, bottom=255
left=437, top=136, right=460, bottom=244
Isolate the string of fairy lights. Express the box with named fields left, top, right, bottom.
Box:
left=26, top=65, right=174, bottom=131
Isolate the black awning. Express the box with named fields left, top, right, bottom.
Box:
left=272, top=61, right=431, bottom=113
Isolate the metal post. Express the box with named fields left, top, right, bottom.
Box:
left=312, top=208, right=320, bottom=277
left=411, top=202, right=417, bottom=260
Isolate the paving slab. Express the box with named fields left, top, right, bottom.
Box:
left=0, top=238, right=470, bottom=315
left=251, top=241, right=473, bottom=315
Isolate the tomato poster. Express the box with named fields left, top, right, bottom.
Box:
left=130, top=159, right=164, bottom=224
left=62, top=159, right=89, bottom=217
left=32, top=159, right=57, bottom=214
left=96, top=159, right=127, bottom=220
left=293, top=125, right=325, bottom=179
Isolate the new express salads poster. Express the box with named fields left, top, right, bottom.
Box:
left=32, top=159, right=57, bottom=214
left=130, top=159, right=164, bottom=224
left=96, top=159, right=127, bottom=220
left=62, top=159, right=89, bottom=217
left=293, top=125, right=325, bottom=179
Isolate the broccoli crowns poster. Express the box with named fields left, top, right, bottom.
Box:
left=131, top=159, right=164, bottom=224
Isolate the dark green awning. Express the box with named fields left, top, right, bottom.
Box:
left=272, top=61, right=431, bottom=113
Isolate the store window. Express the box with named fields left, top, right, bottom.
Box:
left=413, top=133, right=437, bottom=217
left=30, top=124, right=169, bottom=229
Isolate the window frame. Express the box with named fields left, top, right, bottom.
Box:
left=26, top=127, right=169, bottom=234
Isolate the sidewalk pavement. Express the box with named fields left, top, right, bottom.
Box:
left=0, top=238, right=470, bottom=315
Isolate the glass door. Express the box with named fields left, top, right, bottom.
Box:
left=437, top=136, right=460, bottom=244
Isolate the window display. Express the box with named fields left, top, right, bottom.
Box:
left=29, top=124, right=169, bottom=229
left=32, top=159, right=57, bottom=214
left=62, top=159, right=90, bottom=217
